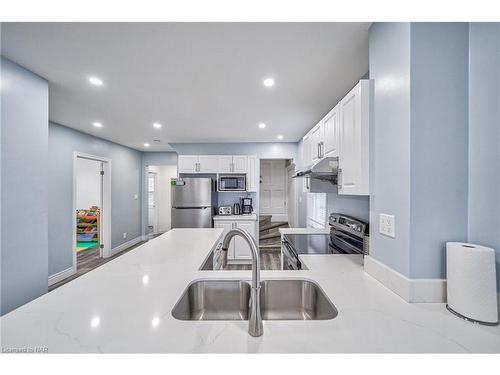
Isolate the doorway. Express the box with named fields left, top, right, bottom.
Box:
left=73, top=153, right=111, bottom=270
left=146, top=165, right=177, bottom=238
left=260, top=159, right=288, bottom=222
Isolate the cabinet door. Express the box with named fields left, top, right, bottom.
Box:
left=178, top=155, right=199, bottom=173
left=218, top=155, right=234, bottom=173
left=214, top=221, right=235, bottom=260
left=234, top=221, right=255, bottom=259
left=246, top=156, right=259, bottom=192
left=338, top=80, right=369, bottom=195
left=310, top=122, right=324, bottom=162
left=302, top=133, right=312, bottom=168
left=232, top=155, right=248, bottom=173
left=323, top=105, right=339, bottom=157
left=198, top=155, right=219, bottom=173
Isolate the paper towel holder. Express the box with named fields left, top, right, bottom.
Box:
left=445, top=305, right=499, bottom=326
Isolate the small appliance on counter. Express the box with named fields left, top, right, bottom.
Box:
left=241, top=197, right=253, bottom=215
left=218, top=206, right=232, bottom=216
left=233, top=203, right=241, bottom=215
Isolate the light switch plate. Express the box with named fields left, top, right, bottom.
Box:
left=379, top=214, right=396, bottom=238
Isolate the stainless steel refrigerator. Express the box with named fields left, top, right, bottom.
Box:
left=171, top=178, right=215, bottom=228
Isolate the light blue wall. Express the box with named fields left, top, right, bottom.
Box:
left=468, top=23, right=500, bottom=289
left=1, top=58, right=48, bottom=315
left=409, top=23, right=469, bottom=278
left=48, top=123, right=143, bottom=276
left=369, top=22, right=412, bottom=276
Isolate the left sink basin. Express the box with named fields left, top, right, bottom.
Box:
left=172, top=280, right=251, bottom=320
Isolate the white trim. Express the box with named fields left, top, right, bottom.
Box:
left=110, top=236, right=143, bottom=257
left=364, top=255, right=447, bottom=303
left=48, top=266, right=76, bottom=286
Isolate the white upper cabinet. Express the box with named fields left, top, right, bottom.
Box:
left=198, top=155, right=219, bottom=173
left=323, top=104, right=339, bottom=157
left=310, top=122, right=324, bottom=163
left=338, top=80, right=370, bottom=196
left=299, top=79, right=370, bottom=196
left=218, top=155, right=234, bottom=173
left=218, top=155, right=247, bottom=173
left=246, top=155, right=259, bottom=192
left=178, top=155, right=199, bottom=173
left=232, top=155, right=248, bottom=173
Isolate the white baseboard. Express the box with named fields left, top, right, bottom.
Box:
left=48, top=266, right=76, bottom=286
left=364, top=256, right=447, bottom=303
left=110, top=236, right=143, bottom=257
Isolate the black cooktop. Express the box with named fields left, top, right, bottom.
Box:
left=283, top=233, right=333, bottom=255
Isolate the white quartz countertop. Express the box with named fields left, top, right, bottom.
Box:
left=213, top=213, right=257, bottom=221
left=1, top=228, right=499, bottom=353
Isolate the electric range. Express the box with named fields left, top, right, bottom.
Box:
left=281, top=213, right=369, bottom=270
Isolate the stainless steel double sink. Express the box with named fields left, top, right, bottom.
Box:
left=172, top=279, right=338, bottom=321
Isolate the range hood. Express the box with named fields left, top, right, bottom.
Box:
left=293, top=157, right=339, bottom=183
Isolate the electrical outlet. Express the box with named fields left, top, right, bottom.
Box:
left=379, top=214, right=395, bottom=238
left=123, top=232, right=127, bottom=239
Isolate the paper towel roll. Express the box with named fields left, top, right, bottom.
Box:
left=446, top=242, right=499, bottom=325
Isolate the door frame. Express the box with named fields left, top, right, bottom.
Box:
left=286, top=162, right=298, bottom=228
left=147, top=170, right=159, bottom=235
left=259, top=158, right=288, bottom=222
left=73, top=152, right=112, bottom=273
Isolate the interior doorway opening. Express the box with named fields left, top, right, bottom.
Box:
left=146, top=165, right=177, bottom=238
left=75, top=157, right=103, bottom=255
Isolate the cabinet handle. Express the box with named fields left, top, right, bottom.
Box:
left=306, top=176, right=310, bottom=190
left=317, top=144, right=321, bottom=159
left=338, top=168, right=343, bottom=190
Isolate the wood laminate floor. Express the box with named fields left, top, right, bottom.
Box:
left=223, top=251, right=281, bottom=270
left=49, top=240, right=146, bottom=292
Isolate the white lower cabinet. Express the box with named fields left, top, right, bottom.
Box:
left=214, top=217, right=257, bottom=261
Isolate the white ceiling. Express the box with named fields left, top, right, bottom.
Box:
left=1, top=23, right=370, bottom=151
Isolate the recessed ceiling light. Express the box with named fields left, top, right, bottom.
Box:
left=258, top=123, right=267, bottom=129
left=151, top=316, right=160, bottom=327
left=144, top=143, right=150, bottom=147
left=88, top=76, right=103, bottom=86
left=263, top=77, right=275, bottom=87
left=92, top=122, right=103, bottom=128
left=153, top=122, right=162, bottom=129
left=277, top=135, right=284, bottom=140
left=90, top=316, right=100, bottom=328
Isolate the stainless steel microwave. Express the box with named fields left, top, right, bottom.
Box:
left=218, top=174, right=246, bottom=191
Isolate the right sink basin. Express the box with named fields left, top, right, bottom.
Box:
left=260, top=279, right=338, bottom=320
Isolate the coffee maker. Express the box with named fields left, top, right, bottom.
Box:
left=241, top=197, right=253, bottom=215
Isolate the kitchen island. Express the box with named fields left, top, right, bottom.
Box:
left=1, top=228, right=499, bottom=353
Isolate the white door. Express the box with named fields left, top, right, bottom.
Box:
left=232, top=156, right=248, bottom=173
left=260, top=160, right=286, bottom=218
left=218, top=155, right=234, bottom=173
left=214, top=221, right=235, bottom=259
left=323, top=105, right=339, bottom=157
left=147, top=172, right=158, bottom=234
left=198, top=155, right=219, bottom=173
left=246, top=156, right=259, bottom=192
left=178, top=155, right=199, bottom=173
left=234, top=221, right=255, bottom=259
